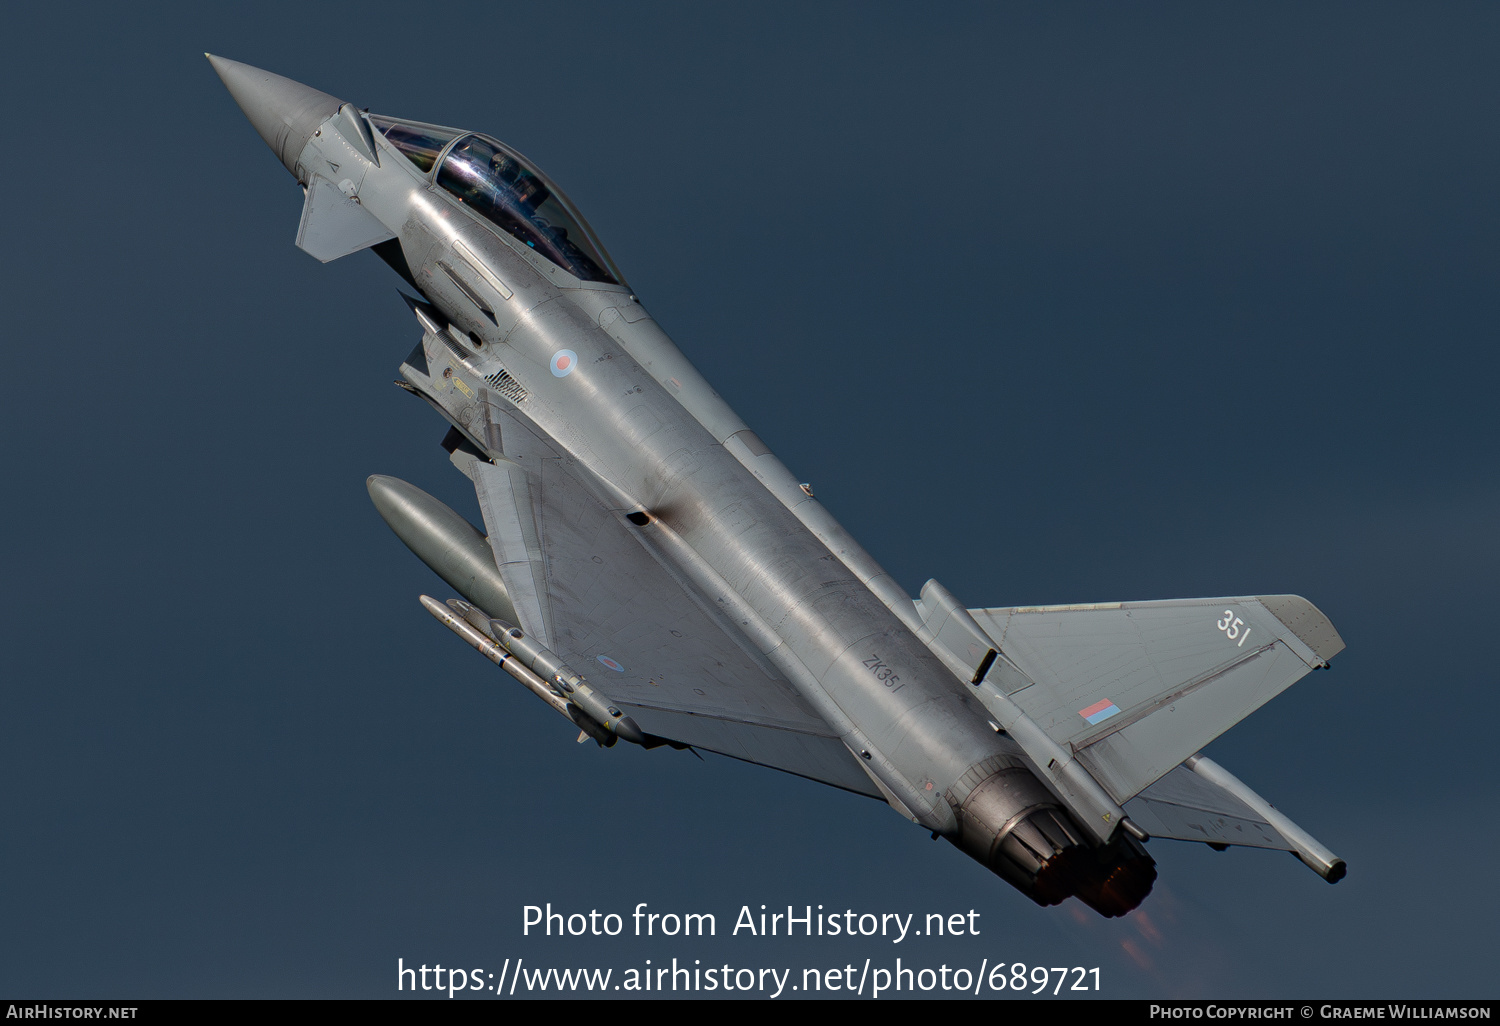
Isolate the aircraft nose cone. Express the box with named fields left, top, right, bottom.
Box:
left=206, top=54, right=343, bottom=175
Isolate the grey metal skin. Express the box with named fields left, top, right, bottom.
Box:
left=366, top=475, right=517, bottom=628
left=208, top=57, right=342, bottom=174
left=1184, top=754, right=1347, bottom=882
left=211, top=55, right=1156, bottom=915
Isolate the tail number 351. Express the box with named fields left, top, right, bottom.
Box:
left=1216, top=610, right=1252, bottom=647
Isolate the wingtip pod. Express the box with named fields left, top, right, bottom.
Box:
left=1183, top=754, right=1347, bottom=882
left=206, top=54, right=343, bottom=175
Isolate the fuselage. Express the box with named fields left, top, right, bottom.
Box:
left=210, top=54, right=1156, bottom=915
left=348, top=120, right=1019, bottom=834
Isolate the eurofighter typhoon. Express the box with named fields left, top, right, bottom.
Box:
left=209, top=56, right=1347, bottom=917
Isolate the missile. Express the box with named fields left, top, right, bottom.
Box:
left=443, top=598, right=647, bottom=745
left=419, top=594, right=617, bottom=746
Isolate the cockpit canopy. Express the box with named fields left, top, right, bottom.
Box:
left=369, top=116, right=454, bottom=173
left=370, top=116, right=623, bottom=286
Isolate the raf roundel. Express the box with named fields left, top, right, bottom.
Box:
left=597, top=655, right=624, bottom=672
left=550, top=350, right=578, bottom=377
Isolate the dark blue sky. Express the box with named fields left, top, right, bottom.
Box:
left=1, top=2, right=1495, bottom=998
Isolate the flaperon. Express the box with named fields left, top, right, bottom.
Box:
left=209, top=54, right=1346, bottom=918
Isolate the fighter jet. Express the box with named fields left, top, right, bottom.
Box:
left=209, top=55, right=1347, bottom=917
